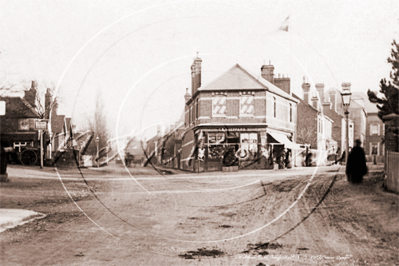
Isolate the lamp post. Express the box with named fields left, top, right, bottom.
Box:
left=341, top=85, right=352, bottom=164
left=95, top=135, right=100, bottom=167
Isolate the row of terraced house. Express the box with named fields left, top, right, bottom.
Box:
left=146, top=56, right=385, bottom=172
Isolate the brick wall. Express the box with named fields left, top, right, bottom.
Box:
left=273, top=78, right=290, bottom=95
left=226, top=99, right=239, bottom=117
left=384, top=115, right=399, bottom=153
left=365, top=114, right=384, bottom=155
left=181, top=129, right=195, bottom=171
left=254, top=98, right=266, bottom=116
left=198, top=99, right=212, bottom=117
left=296, top=98, right=318, bottom=149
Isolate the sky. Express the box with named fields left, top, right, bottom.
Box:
left=1, top=0, right=398, bottom=140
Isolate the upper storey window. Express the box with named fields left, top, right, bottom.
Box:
left=212, top=95, right=226, bottom=116
left=240, top=95, right=254, bottom=116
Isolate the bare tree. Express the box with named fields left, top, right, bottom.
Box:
left=297, top=125, right=317, bottom=149
left=83, top=89, right=110, bottom=156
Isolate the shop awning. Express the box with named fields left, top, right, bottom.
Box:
left=268, top=132, right=301, bottom=149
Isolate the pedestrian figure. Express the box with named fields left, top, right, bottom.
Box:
left=305, top=151, right=312, bottom=167
left=125, top=152, right=131, bottom=167
left=0, top=143, right=9, bottom=182
left=346, top=139, right=368, bottom=183
left=285, top=148, right=292, bottom=169
left=372, top=145, right=378, bottom=165
left=335, top=150, right=345, bottom=165
left=279, top=149, right=286, bottom=169
left=334, top=147, right=341, bottom=164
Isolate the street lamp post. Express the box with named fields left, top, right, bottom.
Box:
left=341, top=85, right=352, bottom=165
left=96, top=136, right=100, bottom=167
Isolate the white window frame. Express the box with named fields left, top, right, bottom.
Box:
left=240, top=95, right=254, bottom=117
left=370, top=124, right=378, bottom=135
left=212, top=95, right=227, bottom=117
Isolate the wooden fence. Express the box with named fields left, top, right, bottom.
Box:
left=386, top=151, right=399, bottom=193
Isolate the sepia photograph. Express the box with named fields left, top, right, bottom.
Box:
left=0, top=0, right=398, bottom=265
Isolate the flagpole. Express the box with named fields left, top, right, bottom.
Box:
left=289, top=1, right=292, bottom=96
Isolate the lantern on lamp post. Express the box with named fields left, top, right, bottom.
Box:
left=341, top=84, right=352, bottom=165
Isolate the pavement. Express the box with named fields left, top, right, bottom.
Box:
left=0, top=209, right=46, bottom=233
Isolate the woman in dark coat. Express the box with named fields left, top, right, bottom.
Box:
left=346, top=139, right=368, bottom=183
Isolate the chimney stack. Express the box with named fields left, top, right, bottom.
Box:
left=315, top=83, right=325, bottom=103
left=24, top=80, right=38, bottom=108
left=261, top=61, right=274, bottom=83
left=301, top=77, right=311, bottom=104
left=191, top=53, right=202, bottom=96
left=311, top=92, right=319, bottom=110
left=45, top=88, right=52, bottom=119
left=329, top=88, right=337, bottom=112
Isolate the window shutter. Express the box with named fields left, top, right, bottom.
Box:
left=377, top=124, right=380, bottom=135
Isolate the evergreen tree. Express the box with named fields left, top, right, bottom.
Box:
left=368, top=40, right=399, bottom=121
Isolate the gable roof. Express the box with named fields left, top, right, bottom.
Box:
left=0, top=96, right=40, bottom=118
left=292, top=93, right=318, bottom=112
left=200, top=64, right=298, bottom=102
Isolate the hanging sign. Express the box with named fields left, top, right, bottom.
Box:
left=34, top=119, right=48, bottom=130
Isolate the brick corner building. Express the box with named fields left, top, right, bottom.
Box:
left=180, top=57, right=299, bottom=172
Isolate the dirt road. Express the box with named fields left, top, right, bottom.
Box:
left=0, top=165, right=398, bottom=265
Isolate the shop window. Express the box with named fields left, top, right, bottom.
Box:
left=208, top=132, right=226, bottom=159
left=241, top=133, right=258, bottom=155
left=240, top=95, right=254, bottom=116
left=212, top=96, right=226, bottom=116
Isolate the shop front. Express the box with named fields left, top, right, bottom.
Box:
left=194, top=127, right=271, bottom=172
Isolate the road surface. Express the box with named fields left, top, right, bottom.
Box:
left=0, top=164, right=397, bottom=265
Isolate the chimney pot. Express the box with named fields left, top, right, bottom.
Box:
left=261, top=63, right=274, bottom=83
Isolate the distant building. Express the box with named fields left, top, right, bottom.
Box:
left=352, top=92, right=385, bottom=161
left=145, top=112, right=185, bottom=168
left=0, top=82, right=43, bottom=164
left=294, top=81, right=336, bottom=152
